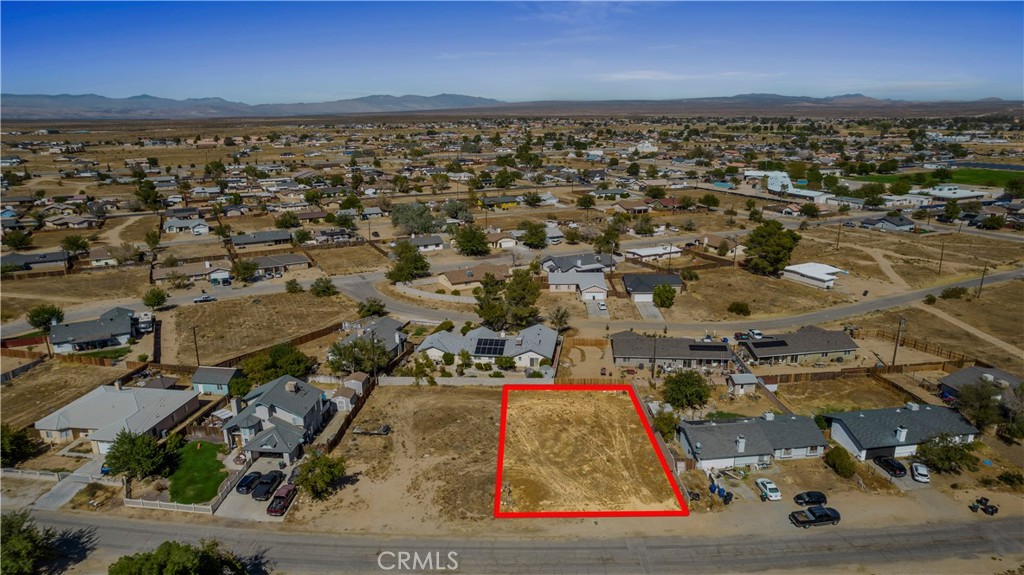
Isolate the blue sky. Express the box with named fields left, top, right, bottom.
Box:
left=2, top=2, right=1021, bottom=103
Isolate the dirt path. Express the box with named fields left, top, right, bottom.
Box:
left=95, top=217, right=133, bottom=245
left=803, top=235, right=910, bottom=288
left=911, top=303, right=1024, bottom=359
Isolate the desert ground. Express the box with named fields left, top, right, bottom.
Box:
left=0, top=360, right=129, bottom=429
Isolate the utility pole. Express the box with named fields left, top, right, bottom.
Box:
left=835, top=223, right=842, bottom=250
left=192, top=325, right=201, bottom=366
left=891, top=316, right=906, bottom=367
left=651, top=334, right=657, bottom=379
left=937, top=239, right=945, bottom=275
left=976, top=266, right=988, bottom=298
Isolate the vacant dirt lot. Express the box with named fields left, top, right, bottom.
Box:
left=775, top=376, right=913, bottom=416
left=227, top=214, right=276, bottom=233
left=501, top=389, right=680, bottom=513
left=0, top=360, right=127, bottom=429
left=314, top=245, right=388, bottom=276
left=660, top=267, right=853, bottom=322
left=171, top=291, right=356, bottom=364
left=929, top=279, right=1024, bottom=351
left=1, top=268, right=151, bottom=321
left=26, top=228, right=105, bottom=250
left=117, top=215, right=160, bottom=244
left=160, top=238, right=230, bottom=260
left=288, top=386, right=503, bottom=532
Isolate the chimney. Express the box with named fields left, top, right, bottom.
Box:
left=763, top=412, right=775, bottom=421
left=500, top=330, right=506, bottom=338
left=577, top=259, right=582, bottom=267
left=736, top=435, right=746, bottom=453
left=905, top=402, right=919, bottom=411
left=230, top=397, right=242, bottom=415
left=395, top=332, right=401, bottom=345
left=114, top=379, right=123, bottom=391
left=895, top=426, right=908, bottom=442
left=285, top=380, right=298, bottom=393
left=981, top=373, right=995, bottom=383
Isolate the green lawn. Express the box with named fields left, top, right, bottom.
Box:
left=168, top=441, right=228, bottom=505
left=81, top=347, right=131, bottom=360
left=850, top=168, right=1023, bottom=187
left=706, top=411, right=747, bottom=421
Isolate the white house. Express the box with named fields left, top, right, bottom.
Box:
left=920, top=184, right=988, bottom=201
left=546, top=272, right=608, bottom=301
left=416, top=324, right=558, bottom=370
left=782, top=262, right=845, bottom=290
left=677, top=413, right=827, bottom=471
left=163, top=217, right=209, bottom=235
left=727, top=373, right=760, bottom=396
left=624, top=244, right=683, bottom=262
left=825, top=404, right=979, bottom=460
left=409, top=235, right=444, bottom=252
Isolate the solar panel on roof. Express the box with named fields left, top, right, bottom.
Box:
left=689, top=344, right=728, bottom=352
left=751, top=340, right=787, bottom=348
left=474, top=338, right=506, bottom=357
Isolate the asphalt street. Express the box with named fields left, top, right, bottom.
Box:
left=33, top=510, right=1024, bottom=574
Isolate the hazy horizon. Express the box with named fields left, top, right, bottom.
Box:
left=2, top=2, right=1021, bottom=104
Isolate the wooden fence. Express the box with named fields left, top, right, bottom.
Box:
left=563, top=337, right=609, bottom=349
left=1, top=355, right=47, bottom=383
left=862, top=329, right=985, bottom=366
left=1, top=336, right=48, bottom=349
left=53, top=353, right=115, bottom=368
left=213, top=320, right=348, bottom=368
left=761, top=359, right=976, bottom=386
left=3, top=269, right=69, bottom=281
left=0, top=348, right=47, bottom=359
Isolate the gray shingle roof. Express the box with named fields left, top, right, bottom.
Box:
left=610, top=331, right=733, bottom=362
left=939, top=366, right=1020, bottom=395
left=242, top=375, right=322, bottom=419
left=622, top=274, right=684, bottom=294
left=541, top=252, right=615, bottom=273
left=1, top=250, right=69, bottom=268
left=193, top=366, right=241, bottom=386
left=242, top=424, right=305, bottom=455
left=679, top=415, right=826, bottom=460
left=34, top=385, right=199, bottom=443
left=231, top=230, right=293, bottom=246
left=50, top=307, right=134, bottom=345
left=338, top=316, right=407, bottom=355
left=251, top=253, right=311, bottom=269
left=741, top=326, right=857, bottom=360
left=825, top=405, right=979, bottom=451
left=409, top=235, right=443, bottom=247
left=417, top=324, right=557, bottom=360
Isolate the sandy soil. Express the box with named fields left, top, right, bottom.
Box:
left=313, top=244, right=388, bottom=276
left=501, top=389, right=680, bottom=513
left=116, top=215, right=160, bottom=244
left=0, top=360, right=128, bottom=429
left=0, top=478, right=54, bottom=509
left=774, top=376, right=913, bottom=415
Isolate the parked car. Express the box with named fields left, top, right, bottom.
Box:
left=748, top=329, right=764, bottom=339
left=597, top=301, right=607, bottom=311
left=266, top=485, right=298, bottom=516
left=235, top=472, right=263, bottom=494
left=733, top=332, right=751, bottom=341
left=911, top=462, right=930, bottom=483
left=221, top=279, right=231, bottom=286
left=193, top=295, right=217, bottom=304
left=793, top=491, right=828, bottom=506
left=756, top=478, right=782, bottom=501
left=251, top=470, right=286, bottom=501
left=874, top=455, right=907, bottom=478
left=842, top=221, right=856, bottom=227
left=789, top=505, right=841, bottom=528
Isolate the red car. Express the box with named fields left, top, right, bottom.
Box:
left=266, top=484, right=297, bottom=517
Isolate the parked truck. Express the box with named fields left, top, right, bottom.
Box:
left=789, top=505, right=841, bottom=528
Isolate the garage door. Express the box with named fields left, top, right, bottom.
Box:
left=633, top=294, right=653, bottom=303
left=864, top=446, right=896, bottom=459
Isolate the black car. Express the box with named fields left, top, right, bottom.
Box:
left=789, top=505, right=841, bottom=528
left=793, top=491, right=828, bottom=506
left=251, top=470, right=285, bottom=501
left=874, top=456, right=907, bottom=478
left=235, top=471, right=262, bottom=494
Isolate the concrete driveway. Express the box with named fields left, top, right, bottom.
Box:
left=585, top=300, right=610, bottom=319
left=33, top=457, right=108, bottom=511
left=635, top=301, right=664, bottom=321
left=865, top=459, right=931, bottom=491
left=215, top=458, right=297, bottom=523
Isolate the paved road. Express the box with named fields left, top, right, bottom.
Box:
left=33, top=510, right=1024, bottom=573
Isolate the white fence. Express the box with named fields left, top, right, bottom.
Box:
left=378, top=376, right=554, bottom=387
left=1, top=468, right=68, bottom=482
left=123, top=458, right=251, bottom=515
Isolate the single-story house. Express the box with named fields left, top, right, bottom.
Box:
left=333, top=316, right=408, bottom=366
left=84, top=246, right=121, bottom=267
left=621, top=274, right=685, bottom=303
left=740, top=326, right=858, bottom=365
left=727, top=373, right=760, bottom=396
left=545, top=226, right=565, bottom=245
left=417, top=324, right=557, bottom=370
left=826, top=196, right=867, bottom=210
left=479, top=196, right=519, bottom=210
left=251, top=253, right=312, bottom=276
left=232, top=230, right=293, bottom=248
left=610, top=331, right=733, bottom=370
left=192, top=366, right=241, bottom=396
left=612, top=200, right=652, bottom=215
left=152, top=260, right=232, bottom=284
left=861, top=215, right=916, bottom=232
left=782, top=262, right=845, bottom=290
left=409, top=234, right=444, bottom=252
left=541, top=252, right=615, bottom=274
left=0, top=250, right=70, bottom=272
left=439, top=263, right=510, bottom=291
left=589, top=188, right=628, bottom=200
left=678, top=412, right=827, bottom=471
left=163, top=217, right=209, bottom=235
left=35, top=384, right=201, bottom=454
left=624, top=245, right=683, bottom=262
left=222, top=376, right=328, bottom=464
left=50, top=307, right=138, bottom=354
left=164, top=207, right=200, bottom=219
left=487, top=231, right=518, bottom=250
left=361, top=207, right=385, bottom=219
left=547, top=272, right=608, bottom=301
left=939, top=366, right=1020, bottom=408
left=825, top=403, right=979, bottom=460
left=44, top=215, right=101, bottom=229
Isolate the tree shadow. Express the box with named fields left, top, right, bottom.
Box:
left=241, top=549, right=276, bottom=575
left=337, top=470, right=362, bottom=490
left=44, top=526, right=98, bottom=575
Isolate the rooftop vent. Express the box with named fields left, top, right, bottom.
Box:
left=285, top=381, right=298, bottom=393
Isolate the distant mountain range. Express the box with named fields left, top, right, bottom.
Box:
left=1, top=92, right=1019, bottom=120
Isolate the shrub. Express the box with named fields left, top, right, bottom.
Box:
left=727, top=301, right=751, bottom=316
left=527, top=370, right=544, bottom=378
left=680, top=269, right=700, bottom=281
left=940, top=286, right=969, bottom=300
left=436, top=289, right=446, bottom=295
left=489, top=371, right=505, bottom=378
left=539, top=358, right=552, bottom=367
left=824, top=446, right=857, bottom=479
left=137, top=354, right=149, bottom=363
left=285, top=279, right=304, bottom=294
left=432, top=320, right=454, bottom=334
left=997, top=471, right=1024, bottom=488
left=451, top=290, right=460, bottom=296
left=441, top=352, right=455, bottom=366
left=439, top=369, right=452, bottom=377
left=924, top=294, right=937, bottom=305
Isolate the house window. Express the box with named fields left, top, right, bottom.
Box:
left=808, top=445, right=819, bottom=455
left=781, top=448, right=793, bottom=458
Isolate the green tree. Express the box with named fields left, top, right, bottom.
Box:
left=727, top=301, right=751, bottom=316
left=593, top=227, right=620, bottom=254
left=390, top=202, right=440, bottom=235
left=633, top=214, right=655, bottom=236
left=494, top=168, right=516, bottom=188
left=386, top=240, right=431, bottom=283
left=576, top=194, right=595, bottom=211
left=698, top=193, right=720, bottom=210
left=652, top=411, right=678, bottom=441
left=108, top=540, right=245, bottom=575
left=443, top=199, right=473, bottom=223
left=824, top=446, right=857, bottom=479
left=144, top=229, right=161, bottom=254
left=663, top=371, right=712, bottom=410
left=105, top=429, right=165, bottom=480
left=652, top=284, right=676, bottom=308
left=1, top=511, right=55, bottom=575
left=327, top=336, right=390, bottom=374
left=942, top=199, right=961, bottom=221
left=285, top=278, right=304, bottom=293
left=26, top=304, right=64, bottom=332
left=142, top=287, right=169, bottom=311
left=521, top=191, right=542, bottom=207
left=1, top=230, right=32, bottom=250
left=237, top=343, right=311, bottom=389
left=548, top=305, right=571, bottom=333
left=1004, top=176, right=1024, bottom=199
left=274, top=211, right=299, bottom=229
left=453, top=224, right=491, bottom=256
left=231, top=259, right=258, bottom=282
left=60, top=234, right=90, bottom=256
left=914, top=433, right=980, bottom=474
left=1, top=424, right=36, bottom=467
left=956, top=380, right=1003, bottom=429
left=799, top=203, right=820, bottom=218
left=744, top=220, right=801, bottom=275
left=626, top=162, right=640, bottom=177
left=564, top=228, right=582, bottom=244
left=645, top=164, right=659, bottom=178
left=932, top=167, right=953, bottom=182
left=293, top=229, right=313, bottom=245
left=134, top=180, right=161, bottom=208
left=643, top=185, right=666, bottom=199
left=977, top=214, right=1005, bottom=230
left=310, top=277, right=338, bottom=297
left=518, top=221, right=548, bottom=249
left=295, top=451, right=346, bottom=501
left=357, top=297, right=387, bottom=318
left=495, top=356, right=516, bottom=370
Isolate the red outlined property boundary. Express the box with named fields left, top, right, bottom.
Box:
left=493, top=384, right=690, bottom=518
